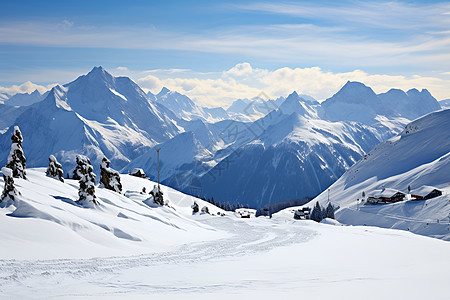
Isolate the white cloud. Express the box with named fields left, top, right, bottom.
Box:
left=135, top=63, right=450, bottom=107
left=0, top=81, right=56, bottom=96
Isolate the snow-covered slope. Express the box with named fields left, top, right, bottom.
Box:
left=309, top=109, right=450, bottom=239
left=0, top=67, right=182, bottom=173
left=0, top=168, right=226, bottom=259
left=0, top=104, right=28, bottom=132
left=1, top=169, right=449, bottom=299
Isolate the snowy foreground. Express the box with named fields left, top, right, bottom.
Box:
left=1, top=169, right=449, bottom=299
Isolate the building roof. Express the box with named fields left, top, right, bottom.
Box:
left=410, top=186, right=441, bottom=196
left=371, top=188, right=404, bottom=198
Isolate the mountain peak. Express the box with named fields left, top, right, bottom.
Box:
left=288, top=91, right=299, bottom=98
left=327, top=81, right=377, bottom=104
left=85, top=66, right=114, bottom=84
left=158, top=87, right=171, bottom=96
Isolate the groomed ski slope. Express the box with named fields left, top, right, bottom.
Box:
left=0, top=169, right=449, bottom=299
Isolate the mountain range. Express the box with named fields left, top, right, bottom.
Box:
left=0, top=67, right=443, bottom=208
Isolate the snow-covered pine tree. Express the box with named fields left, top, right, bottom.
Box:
left=74, top=155, right=99, bottom=207
left=1, top=167, right=19, bottom=204
left=191, top=201, right=199, bottom=214
left=6, top=126, right=26, bottom=179
left=100, top=157, right=122, bottom=193
left=72, top=155, right=90, bottom=180
left=150, top=185, right=164, bottom=205
left=46, top=155, right=64, bottom=182
left=310, top=202, right=323, bottom=222
left=325, top=203, right=335, bottom=219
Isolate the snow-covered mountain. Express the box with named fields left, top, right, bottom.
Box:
left=196, top=112, right=381, bottom=208
left=0, top=67, right=182, bottom=173
left=0, top=104, right=28, bottom=133
left=4, top=89, right=47, bottom=107
left=0, top=69, right=444, bottom=210
left=128, top=85, right=442, bottom=208
left=0, top=92, right=10, bottom=103
left=155, top=87, right=229, bottom=122
left=124, top=131, right=212, bottom=182
left=309, top=109, right=450, bottom=239
left=440, top=99, right=450, bottom=109
left=322, top=81, right=441, bottom=125
left=226, top=97, right=279, bottom=121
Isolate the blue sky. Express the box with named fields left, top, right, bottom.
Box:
left=1, top=0, right=450, bottom=105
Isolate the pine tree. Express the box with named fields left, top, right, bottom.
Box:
left=99, top=156, right=122, bottom=193
left=1, top=167, right=19, bottom=204
left=46, top=155, right=64, bottom=182
left=311, top=202, right=323, bottom=222
left=325, top=203, right=335, bottom=219
left=6, top=126, right=26, bottom=179
left=75, top=155, right=99, bottom=207
left=150, top=185, right=164, bottom=205
left=191, top=201, right=199, bottom=214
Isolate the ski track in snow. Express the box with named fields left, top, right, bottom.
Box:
left=0, top=217, right=316, bottom=297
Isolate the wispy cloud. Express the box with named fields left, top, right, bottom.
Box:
left=233, top=1, right=450, bottom=30
left=1, top=9, right=450, bottom=73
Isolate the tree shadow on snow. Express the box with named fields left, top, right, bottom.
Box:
left=51, top=195, right=82, bottom=207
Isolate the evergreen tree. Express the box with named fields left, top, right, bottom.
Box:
left=310, top=202, right=323, bottom=222
left=6, top=126, right=26, bottom=179
left=325, top=203, right=335, bottom=219
left=191, top=201, right=199, bottom=214
left=150, top=185, right=164, bottom=205
left=99, top=156, right=122, bottom=193
left=46, top=154, right=64, bottom=182
left=1, top=167, right=19, bottom=204
left=75, top=155, right=99, bottom=207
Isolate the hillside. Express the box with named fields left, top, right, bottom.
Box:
left=308, top=109, right=450, bottom=240
left=0, top=168, right=226, bottom=259
left=0, top=168, right=449, bottom=299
